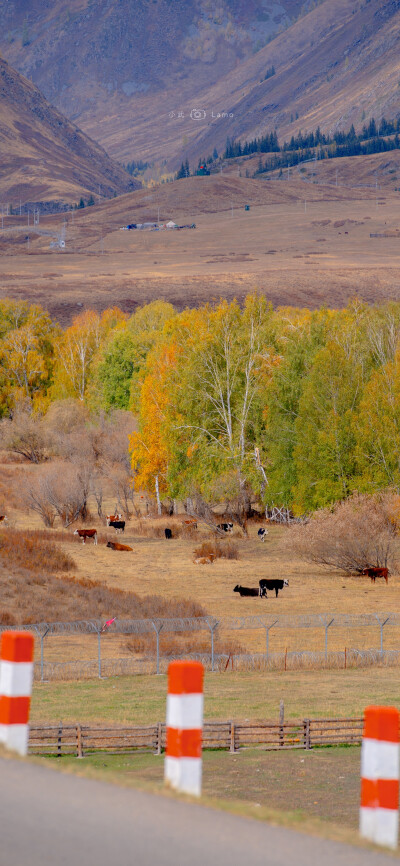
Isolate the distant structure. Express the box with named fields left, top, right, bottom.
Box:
left=49, top=223, right=66, bottom=250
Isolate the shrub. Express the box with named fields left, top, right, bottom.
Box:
left=288, top=492, right=399, bottom=574
left=0, top=529, right=76, bottom=573
left=193, top=539, right=239, bottom=561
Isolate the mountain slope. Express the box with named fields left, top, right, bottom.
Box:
left=1, top=0, right=400, bottom=171
left=182, top=0, right=400, bottom=165
left=0, top=0, right=323, bottom=166
left=0, top=58, right=139, bottom=208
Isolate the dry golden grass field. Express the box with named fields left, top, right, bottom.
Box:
left=1, top=173, right=400, bottom=324
left=2, top=458, right=400, bottom=667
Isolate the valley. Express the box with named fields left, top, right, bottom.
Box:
left=0, top=175, right=399, bottom=323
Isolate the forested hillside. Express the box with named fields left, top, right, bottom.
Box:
left=2, top=296, right=400, bottom=514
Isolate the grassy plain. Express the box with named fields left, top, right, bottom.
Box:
left=30, top=669, right=400, bottom=726
left=1, top=174, right=400, bottom=324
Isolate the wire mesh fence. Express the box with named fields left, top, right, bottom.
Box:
left=32, top=647, right=400, bottom=681
left=2, top=612, right=399, bottom=680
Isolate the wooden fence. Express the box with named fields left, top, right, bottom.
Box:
left=28, top=717, right=364, bottom=758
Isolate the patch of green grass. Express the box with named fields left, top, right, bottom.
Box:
left=31, top=667, right=400, bottom=726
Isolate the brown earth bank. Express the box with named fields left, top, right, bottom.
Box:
left=1, top=176, right=400, bottom=325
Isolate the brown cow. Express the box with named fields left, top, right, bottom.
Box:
left=106, top=513, right=122, bottom=523
left=74, top=529, right=97, bottom=545
left=182, top=518, right=197, bottom=529
left=106, top=541, right=133, bottom=551
left=362, top=567, right=389, bottom=584
left=0, top=515, right=7, bottom=523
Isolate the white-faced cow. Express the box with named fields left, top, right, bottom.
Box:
left=107, top=520, right=125, bottom=533
left=217, top=522, right=233, bottom=534
left=0, top=515, right=7, bottom=523
left=106, top=513, right=122, bottom=523
left=74, top=529, right=97, bottom=545
left=257, top=528, right=268, bottom=542
left=259, top=578, right=289, bottom=598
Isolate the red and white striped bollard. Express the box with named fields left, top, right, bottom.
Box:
left=0, top=631, right=34, bottom=756
left=165, top=660, right=204, bottom=796
left=360, top=705, right=399, bottom=849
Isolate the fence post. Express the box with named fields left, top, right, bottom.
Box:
left=375, top=616, right=390, bottom=654
left=205, top=618, right=219, bottom=672
left=324, top=618, right=334, bottom=660
left=304, top=718, right=311, bottom=750
left=156, top=722, right=162, bottom=755
left=76, top=723, right=83, bottom=759
left=360, top=705, right=399, bottom=848
left=230, top=721, right=236, bottom=754
left=279, top=699, right=284, bottom=748
left=165, top=660, right=204, bottom=796
left=57, top=720, right=63, bottom=757
left=0, top=630, right=34, bottom=756
left=259, top=619, right=278, bottom=661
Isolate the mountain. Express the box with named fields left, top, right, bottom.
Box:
left=182, top=0, right=400, bottom=166
left=0, top=57, right=139, bottom=209
left=1, top=0, right=399, bottom=172
left=0, top=0, right=324, bottom=167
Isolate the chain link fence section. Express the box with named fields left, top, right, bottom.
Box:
left=1, top=612, right=398, bottom=681
left=32, top=647, right=400, bottom=682
left=0, top=612, right=400, bottom=681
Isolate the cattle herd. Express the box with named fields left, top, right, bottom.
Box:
left=0, top=513, right=392, bottom=595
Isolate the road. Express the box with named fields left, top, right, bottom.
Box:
left=0, top=757, right=396, bottom=866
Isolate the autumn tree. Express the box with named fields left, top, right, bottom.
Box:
left=51, top=308, right=126, bottom=402
left=0, top=301, right=57, bottom=412
left=130, top=340, right=177, bottom=513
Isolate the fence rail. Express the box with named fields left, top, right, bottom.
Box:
left=28, top=717, right=364, bottom=757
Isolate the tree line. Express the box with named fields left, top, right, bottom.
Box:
left=2, top=296, right=400, bottom=516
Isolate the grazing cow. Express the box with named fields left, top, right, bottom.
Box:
left=165, top=528, right=172, bottom=539
left=257, top=528, right=268, bottom=542
left=108, top=520, right=125, bottom=533
left=233, top=584, right=259, bottom=597
left=217, top=522, right=234, bottom=533
left=182, top=518, right=197, bottom=529
left=106, top=514, right=123, bottom=524
left=74, top=529, right=97, bottom=545
left=0, top=515, right=7, bottom=523
left=259, top=578, right=289, bottom=598
left=194, top=554, right=216, bottom=565
left=106, top=541, right=133, bottom=551
left=362, top=567, right=389, bottom=584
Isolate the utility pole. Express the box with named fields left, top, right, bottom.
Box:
left=304, top=200, right=307, bottom=213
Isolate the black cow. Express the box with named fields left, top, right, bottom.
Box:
left=108, top=520, right=125, bottom=533
left=217, top=522, right=233, bottom=533
left=259, top=578, right=289, bottom=598
left=234, top=584, right=259, bottom=597
left=258, top=528, right=268, bottom=542
left=165, top=528, right=172, bottom=539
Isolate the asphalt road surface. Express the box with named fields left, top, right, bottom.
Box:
left=0, top=757, right=396, bottom=866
